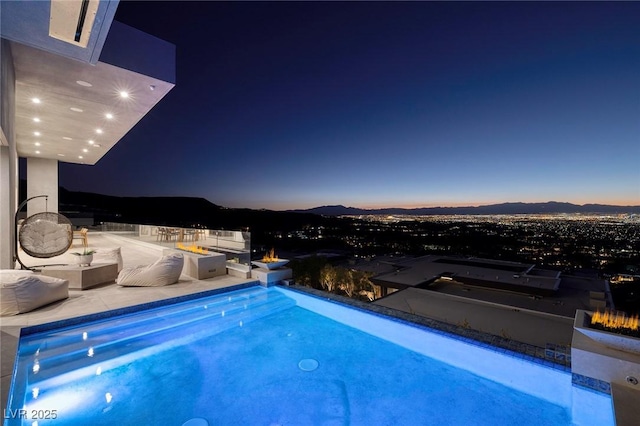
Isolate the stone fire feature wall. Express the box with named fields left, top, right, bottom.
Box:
left=163, top=249, right=226, bottom=280
left=571, top=310, right=640, bottom=426
left=572, top=310, right=640, bottom=387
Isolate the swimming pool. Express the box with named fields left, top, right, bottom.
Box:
left=5, top=286, right=614, bottom=425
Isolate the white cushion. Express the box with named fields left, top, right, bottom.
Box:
left=93, top=247, right=123, bottom=272
left=117, top=252, right=184, bottom=287
left=1, top=271, right=69, bottom=316
left=20, top=220, right=71, bottom=254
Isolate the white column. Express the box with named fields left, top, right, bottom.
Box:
left=1, top=38, right=17, bottom=268
left=0, top=142, right=16, bottom=269
left=27, top=157, right=59, bottom=216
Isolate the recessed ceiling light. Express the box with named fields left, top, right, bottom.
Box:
left=82, top=148, right=88, bottom=153
left=119, top=91, right=129, bottom=98
left=76, top=80, right=93, bottom=87
left=149, top=85, right=156, bottom=91
left=33, top=117, right=40, bottom=123
left=63, top=137, right=73, bottom=140
left=57, top=154, right=65, bottom=157
left=34, top=131, right=41, bottom=136
left=96, top=129, right=103, bottom=134
left=93, top=144, right=102, bottom=148
left=78, top=155, right=83, bottom=159
left=105, top=113, right=114, bottom=119
left=32, top=98, right=41, bottom=104
left=34, top=142, right=41, bottom=146
left=35, top=151, right=40, bottom=154
left=88, top=140, right=95, bottom=145
left=70, top=107, right=83, bottom=113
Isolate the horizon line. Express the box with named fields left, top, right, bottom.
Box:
left=278, top=200, right=640, bottom=211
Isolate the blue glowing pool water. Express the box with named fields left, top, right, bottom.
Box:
left=6, top=286, right=613, bottom=425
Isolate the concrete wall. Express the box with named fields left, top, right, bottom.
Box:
left=26, top=157, right=58, bottom=216
left=0, top=39, right=17, bottom=269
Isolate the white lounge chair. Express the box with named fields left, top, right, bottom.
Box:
left=116, top=252, right=184, bottom=287
left=1, top=270, right=69, bottom=316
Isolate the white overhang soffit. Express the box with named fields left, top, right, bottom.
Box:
left=13, top=41, right=174, bottom=165
left=49, top=0, right=100, bottom=48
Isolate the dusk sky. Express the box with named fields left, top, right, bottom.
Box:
left=58, top=1, right=640, bottom=210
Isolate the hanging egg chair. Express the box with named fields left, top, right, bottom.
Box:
left=19, top=212, right=73, bottom=258
left=14, top=195, right=73, bottom=270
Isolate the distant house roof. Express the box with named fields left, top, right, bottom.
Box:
left=373, top=266, right=612, bottom=347
left=370, top=255, right=561, bottom=295
left=373, top=287, right=576, bottom=348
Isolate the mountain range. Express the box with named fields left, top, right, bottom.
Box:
left=20, top=181, right=638, bottom=223
left=28, top=184, right=326, bottom=232
left=19, top=182, right=314, bottom=233
left=288, top=202, right=640, bottom=216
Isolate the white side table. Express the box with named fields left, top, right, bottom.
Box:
left=40, top=263, right=118, bottom=290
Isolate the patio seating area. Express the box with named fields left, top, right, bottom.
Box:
left=3, top=231, right=256, bottom=325
left=1, top=231, right=257, bottom=413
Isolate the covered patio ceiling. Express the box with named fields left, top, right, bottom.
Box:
left=13, top=41, right=174, bottom=166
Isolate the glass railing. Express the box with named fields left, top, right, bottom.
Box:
left=99, top=222, right=251, bottom=269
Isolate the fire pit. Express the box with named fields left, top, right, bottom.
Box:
left=250, top=248, right=292, bottom=286
left=166, top=244, right=226, bottom=280
left=574, top=309, right=640, bottom=354
left=176, top=243, right=209, bottom=255
left=252, top=248, right=289, bottom=270
left=590, top=310, right=639, bottom=338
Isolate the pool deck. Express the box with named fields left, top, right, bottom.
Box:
left=0, top=232, right=257, bottom=414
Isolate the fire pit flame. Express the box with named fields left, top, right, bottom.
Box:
left=252, top=248, right=289, bottom=270
left=591, top=310, right=639, bottom=332
left=262, top=248, right=279, bottom=263
left=177, top=243, right=209, bottom=255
